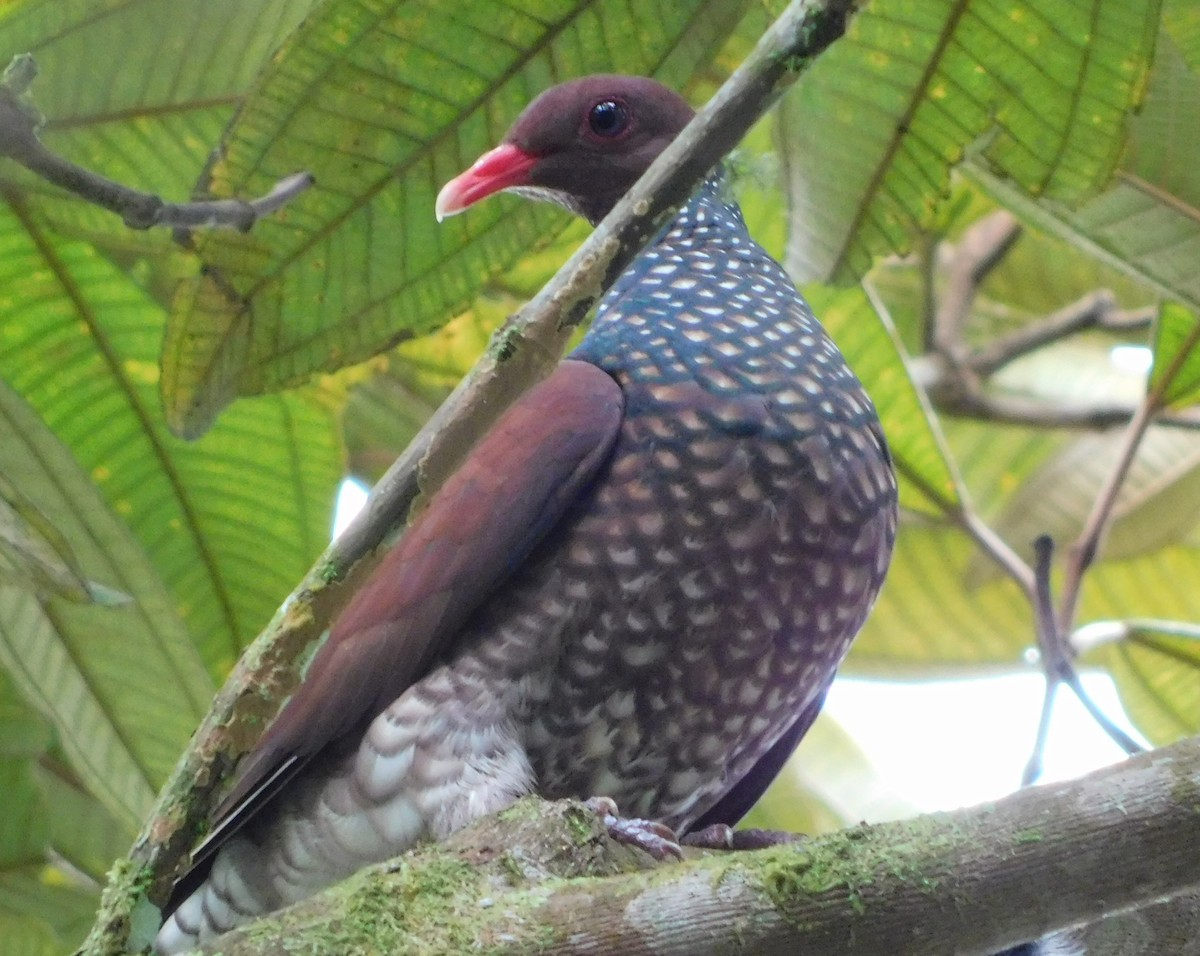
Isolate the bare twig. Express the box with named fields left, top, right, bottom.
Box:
left=969, top=293, right=1150, bottom=377
left=881, top=429, right=1038, bottom=598
left=1022, top=678, right=1058, bottom=788
left=1059, top=400, right=1158, bottom=630
left=922, top=385, right=1200, bottom=431
left=1063, top=676, right=1144, bottom=756
left=931, top=210, right=1022, bottom=357
left=862, top=278, right=1037, bottom=599
left=1028, top=536, right=1142, bottom=775
left=1024, top=535, right=1071, bottom=785
left=880, top=401, right=1041, bottom=600
left=926, top=212, right=1152, bottom=383
left=912, top=206, right=1162, bottom=433
left=0, top=54, right=313, bottom=231
left=1031, top=537, right=1065, bottom=671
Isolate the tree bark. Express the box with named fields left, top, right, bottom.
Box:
left=199, top=734, right=1200, bottom=956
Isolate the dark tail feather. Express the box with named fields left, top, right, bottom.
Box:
left=686, top=679, right=831, bottom=833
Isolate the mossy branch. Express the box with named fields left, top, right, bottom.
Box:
left=79, top=2, right=857, bottom=954
left=198, top=733, right=1200, bottom=955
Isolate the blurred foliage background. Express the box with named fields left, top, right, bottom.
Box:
left=0, top=1, right=1196, bottom=951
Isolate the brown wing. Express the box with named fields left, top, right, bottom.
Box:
left=178, top=360, right=623, bottom=886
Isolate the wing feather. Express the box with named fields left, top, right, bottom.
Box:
left=169, top=360, right=623, bottom=904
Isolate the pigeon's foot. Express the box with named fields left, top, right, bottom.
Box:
left=682, top=823, right=805, bottom=851
left=585, top=796, right=683, bottom=861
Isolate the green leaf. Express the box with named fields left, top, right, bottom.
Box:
left=344, top=305, right=506, bottom=482
left=0, top=910, right=60, bottom=956
left=808, top=284, right=962, bottom=514
left=0, top=679, right=102, bottom=951
left=0, top=675, right=113, bottom=946
left=1083, top=620, right=1200, bottom=745
left=0, top=0, right=326, bottom=289
left=1149, top=301, right=1200, bottom=408
left=972, top=426, right=1200, bottom=585
left=1165, top=0, right=1200, bottom=70
left=36, top=760, right=134, bottom=883
left=966, top=35, right=1200, bottom=315
left=162, top=0, right=755, bottom=436
left=0, top=207, right=341, bottom=674
left=0, top=868, right=98, bottom=954
left=0, top=470, right=132, bottom=604
left=0, top=0, right=322, bottom=199
left=0, top=671, right=50, bottom=761
left=0, top=379, right=213, bottom=828
left=745, top=712, right=916, bottom=834
left=780, top=0, right=1160, bottom=283
left=0, top=760, right=47, bottom=870
left=1078, top=544, right=1200, bottom=744
left=846, top=520, right=1034, bottom=675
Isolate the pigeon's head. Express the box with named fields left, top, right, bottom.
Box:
left=436, top=75, right=694, bottom=225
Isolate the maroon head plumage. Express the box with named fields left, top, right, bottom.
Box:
left=156, top=74, right=897, bottom=954
left=436, top=74, right=694, bottom=224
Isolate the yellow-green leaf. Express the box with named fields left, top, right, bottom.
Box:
left=781, top=0, right=1160, bottom=283
left=808, top=284, right=962, bottom=514
left=1149, top=301, right=1200, bottom=408
left=0, top=380, right=212, bottom=828
left=162, top=0, right=756, bottom=435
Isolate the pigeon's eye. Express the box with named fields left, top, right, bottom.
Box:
left=588, top=99, right=630, bottom=138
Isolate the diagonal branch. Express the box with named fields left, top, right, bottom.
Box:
left=931, top=209, right=1021, bottom=358
left=861, top=278, right=1037, bottom=600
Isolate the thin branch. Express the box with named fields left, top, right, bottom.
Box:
left=879, top=220, right=1155, bottom=766
left=1063, top=674, right=1144, bottom=755
left=1101, top=307, right=1159, bottom=332
left=1059, top=399, right=1158, bottom=630
left=924, top=385, right=1200, bottom=431
left=931, top=209, right=1022, bottom=356
left=1022, top=678, right=1058, bottom=787
left=1072, top=618, right=1200, bottom=653
left=861, top=278, right=1037, bottom=599
left=969, top=292, right=1149, bottom=377
left=1024, top=535, right=1066, bottom=785
left=908, top=207, right=1176, bottom=764
left=1030, top=536, right=1142, bottom=765
left=1022, top=532, right=1142, bottom=777
left=959, top=506, right=1036, bottom=598
left=907, top=183, right=1168, bottom=443
left=0, top=54, right=313, bottom=230
left=1032, top=536, right=1067, bottom=679
left=911, top=206, right=1163, bottom=433
left=889, top=438, right=1036, bottom=598
left=78, top=3, right=859, bottom=955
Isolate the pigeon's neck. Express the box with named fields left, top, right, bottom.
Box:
left=572, top=172, right=792, bottom=386
left=582, top=175, right=741, bottom=322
